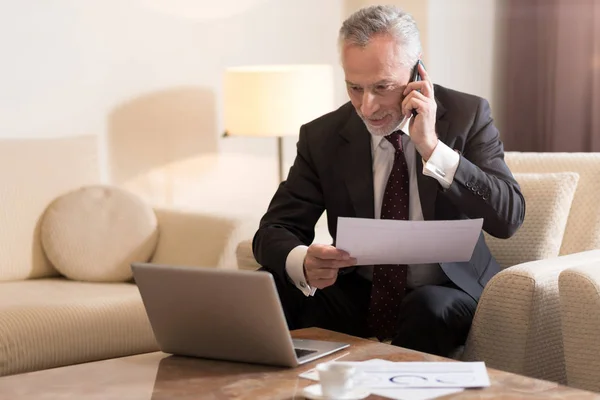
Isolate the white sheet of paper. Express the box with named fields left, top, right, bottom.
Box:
left=348, top=361, right=490, bottom=389
left=335, top=217, right=484, bottom=265
left=358, top=360, right=466, bottom=400
left=300, top=359, right=489, bottom=389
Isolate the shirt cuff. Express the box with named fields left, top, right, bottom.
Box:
left=285, top=245, right=316, bottom=296
left=422, top=140, right=460, bottom=189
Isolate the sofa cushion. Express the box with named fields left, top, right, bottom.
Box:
left=0, top=279, right=158, bottom=376
left=505, top=152, right=600, bottom=256
left=40, top=185, right=159, bottom=282
left=485, top=172, right=579, bottom=269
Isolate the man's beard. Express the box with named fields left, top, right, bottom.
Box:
left=357, top=111, right=403, bottom=137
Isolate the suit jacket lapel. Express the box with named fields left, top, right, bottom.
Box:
left=338, top=95, right=449, bottom=221
left=338, top=112, right=374, bottom=219
left=416, top=97, right=449, bottom=221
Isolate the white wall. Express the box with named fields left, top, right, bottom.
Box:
left=427, top=0, right=499, bottom=110
left=0, top=0, right=346, bottom=221
left=0, top=0, right=501, bottom=225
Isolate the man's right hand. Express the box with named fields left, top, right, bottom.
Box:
left=303, top=244, right=357, bottom=290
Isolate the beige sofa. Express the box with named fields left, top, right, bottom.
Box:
left=0, top=136, right=249, bottom=377
left=237, top=152, right=600, bottom=385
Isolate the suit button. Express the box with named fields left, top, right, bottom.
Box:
left=466, top=181, right=472, bottom=188
left=477, top=190, right=484, bottom=196
left=483, top=193, right=490, bottom=201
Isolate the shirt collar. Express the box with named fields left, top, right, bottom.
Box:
left=369, top=115, right=412, bottom=149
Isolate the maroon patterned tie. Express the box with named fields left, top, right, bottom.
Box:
left=368, top=131, right=409, bottom=341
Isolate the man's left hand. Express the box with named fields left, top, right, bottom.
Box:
left=402, top=62, right=438, bottom=161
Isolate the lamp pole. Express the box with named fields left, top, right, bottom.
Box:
left=277, top=136, right=284, bottom=183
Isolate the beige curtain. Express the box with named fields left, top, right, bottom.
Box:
left=500, top=0, right=600, bottom=152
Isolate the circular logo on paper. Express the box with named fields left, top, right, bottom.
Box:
left=389, top=375, right=429, bottom=386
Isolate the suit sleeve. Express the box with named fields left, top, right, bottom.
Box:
left=252, top=124, right=325, bottom=277
left=442, top=98, right=525, bottom=239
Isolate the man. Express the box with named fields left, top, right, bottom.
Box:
left=252, top=5, right=525, bottom=357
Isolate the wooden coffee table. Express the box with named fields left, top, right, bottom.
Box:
left=0, top=327, right=597, bottom=399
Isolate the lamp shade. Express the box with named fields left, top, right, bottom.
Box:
left=223, top=64, right=334, bottom=137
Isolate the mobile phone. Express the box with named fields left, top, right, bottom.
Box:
left=399, top=60, right=425, bottom=133
left=409, top=60, right=424, bottom=117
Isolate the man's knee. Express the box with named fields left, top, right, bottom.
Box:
left=400, top=286, right=446, bottom=324
left=397, top=285, right=477, bottom=340
left=392, top=285, right=477, bottom=356
left=400, top=285, right=476, bottom=324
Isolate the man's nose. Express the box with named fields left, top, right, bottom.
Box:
left=360, top=92, right=379, bottom=118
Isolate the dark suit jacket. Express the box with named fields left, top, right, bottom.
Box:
left=252, top=84, right=526, bottom=300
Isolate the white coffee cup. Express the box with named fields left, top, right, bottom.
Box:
left=316, top=362, right=356, bottom=398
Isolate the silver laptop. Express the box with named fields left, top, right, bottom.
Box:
left=131, top=262, right=349, bottom=367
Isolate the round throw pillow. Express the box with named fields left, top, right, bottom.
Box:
left=40, top=185, right=159, bottom=282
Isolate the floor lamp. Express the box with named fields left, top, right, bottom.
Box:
left=223, top=64, right=334, bottom=182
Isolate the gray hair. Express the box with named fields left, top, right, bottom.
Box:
left=339, top=5, right=422, bottom=67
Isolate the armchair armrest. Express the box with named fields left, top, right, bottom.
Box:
left=234, top=219, right=333, bottom=271
left=462, top=250, right=600, bottom=384
left=150, top=208, right=254, bottom=269
left=236, top=239, right=261, bottom=271
left=559, top=263, right=600, bottom=392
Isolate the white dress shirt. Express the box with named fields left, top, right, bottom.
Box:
left=285, top=119, right=461, bottom=296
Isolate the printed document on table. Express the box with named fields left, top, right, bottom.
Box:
left=300, top=360, right=490, bottom=389
left=346, top=361, right=490, bottom=389
left=300, top=361, right=465, bottom=400
left=335, top=217, right=483, bottom=265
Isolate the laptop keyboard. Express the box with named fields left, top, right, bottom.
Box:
left=295, top=348, right=318, bottom=358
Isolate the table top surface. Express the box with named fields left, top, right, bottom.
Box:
left=0, top=327, right=597, bottom=399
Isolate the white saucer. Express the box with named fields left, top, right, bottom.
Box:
left=302, top=384, right=370, bottom=400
